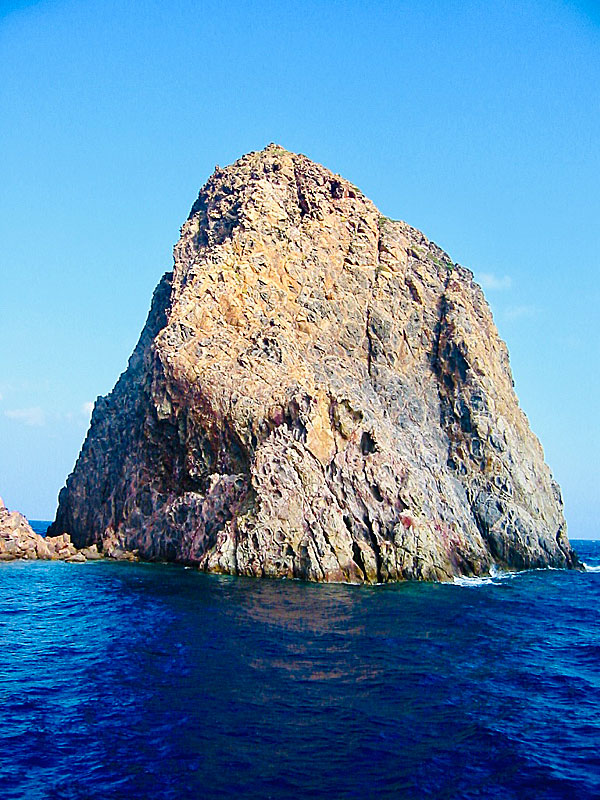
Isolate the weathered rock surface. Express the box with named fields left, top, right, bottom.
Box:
left=0, top=496, right=84, bottom=561
left=50, top=145, right=580, bottom=582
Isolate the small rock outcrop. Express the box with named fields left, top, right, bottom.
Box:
left=0, top=496, right=83, bottom=561
left=50, top=145, right=579, bottom=582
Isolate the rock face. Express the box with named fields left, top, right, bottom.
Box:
left=0, top=496, right=85, bottom=562
left=50, top=145, right=579, bottom=582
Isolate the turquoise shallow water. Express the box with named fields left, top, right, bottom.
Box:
left=1, top=526, right=599, bottom=799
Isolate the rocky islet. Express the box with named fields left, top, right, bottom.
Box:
left=0, top=496, right=135, bottom=562
left=0, top=496, right=89, bottom=562
left=46, top=144, right=579, bottom=582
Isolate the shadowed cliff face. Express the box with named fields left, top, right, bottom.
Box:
left=50, top=144, right=579, bottom=581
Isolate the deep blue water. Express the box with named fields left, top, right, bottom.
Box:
left=1, top=525, right=599, bottom=799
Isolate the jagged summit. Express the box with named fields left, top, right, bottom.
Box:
left=187, top=143, right=372, bottom=247
left=49, top=146, right=579, bottom=582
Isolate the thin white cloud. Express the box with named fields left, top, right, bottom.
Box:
left=478, top=272, right=512, bottom=291
left=4, top=407, right=46, bottom=426
left=505, top=304, right=538, bottom=320
left=82, top=401, right=94, bottom=418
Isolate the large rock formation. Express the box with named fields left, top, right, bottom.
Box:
left=50, top=145, right=579, bottom=582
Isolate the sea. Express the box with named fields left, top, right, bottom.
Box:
left=0, top=523, right=598, bottom=800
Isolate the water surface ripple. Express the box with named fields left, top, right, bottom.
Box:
left=1, top=531, right=599, bottom=799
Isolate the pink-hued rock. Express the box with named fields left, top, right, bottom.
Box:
left=0, top=502, right=97, bottom=562
left=49, top=145, right=580, bottom=582
left=0, top=503, right=46, bottom=560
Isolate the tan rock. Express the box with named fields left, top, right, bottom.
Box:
left=0, top=503, right=87, bottom=563
left=66, top=552, right=86, bottom=563
left=80, top=544, right=103, bottom=560
left=49, top=145, right=580, bottom=582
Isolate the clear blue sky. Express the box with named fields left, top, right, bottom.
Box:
left=1, top=0, right=598, bottom=537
